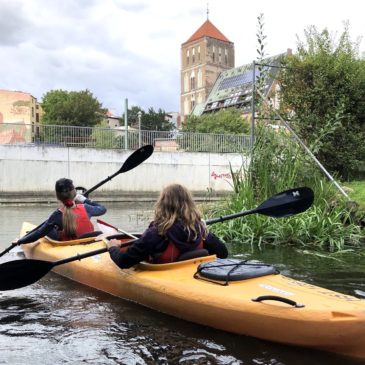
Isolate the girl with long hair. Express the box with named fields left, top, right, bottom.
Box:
left=107, top=183, right=228, bottom=268
left=15, top=178, right=107, bottom=244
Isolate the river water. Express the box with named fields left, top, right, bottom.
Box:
left=0, top=203, right=365, bottom=365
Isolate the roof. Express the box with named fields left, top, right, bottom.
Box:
left=192, top=53, right=285, bottom=116
left=183, top=20, right=231, bottom=44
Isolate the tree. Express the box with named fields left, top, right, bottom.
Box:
left=278, top=24, right=365, bottom=179
left=123, top=106, right=174, bottom=131
left=41, top=89, right=106, bottom=127
left=182, top=108, right=250, bottom=134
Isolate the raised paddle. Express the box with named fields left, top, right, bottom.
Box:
left=0, top=145, right=154, bottom=258
left=205, top=187, right=314, bottom=225
left=0, top=187, right=314, bottom=291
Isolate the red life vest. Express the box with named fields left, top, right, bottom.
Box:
left=59, top=204, right=94, bottom=241
left=152, top=239, right=204, bottom=264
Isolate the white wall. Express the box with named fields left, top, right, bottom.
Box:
left=0, top=145, right=247, bottom=199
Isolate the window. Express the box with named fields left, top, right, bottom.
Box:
left=190, top=71, right=196, bottom=90
left=192, top=48, right=195, bottom=63
left=219, top=48, right=222, bottom=63
left=190, top=95, right=195, bottom=111
left=186, top=50, right=189, bottom=65
left=225, top=49, right=228, bottom=64
left=197, top=68, right=202, bottom=88
left=212, top=46, right=215, bottom=62
left=198, top=46, right=201, bottom=61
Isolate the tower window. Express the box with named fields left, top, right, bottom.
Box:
left=192, top=48, right=195, bottom=63
left=212, top=46, right=215, bottom=62
left=225, top=49, right=228, bottom=64
left=219, top=48, right=222, bottom=63
left=186, top=50, right=189, bottom=65
left=198, top=46, right=201, bottom=61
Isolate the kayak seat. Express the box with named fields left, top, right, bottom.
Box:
left=194, top=258, right=279, bottom=285
left=177, top=249, right=210, bottom=262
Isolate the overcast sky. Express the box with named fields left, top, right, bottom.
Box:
left=1, top=0, right=364, bottom=115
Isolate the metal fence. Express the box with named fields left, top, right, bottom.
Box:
left=0, top=123, right=250, bottom=153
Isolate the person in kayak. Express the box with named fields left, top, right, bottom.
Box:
left=107, top=183, right=228, bottom=268
left=14, top=178, right=107, bottom=244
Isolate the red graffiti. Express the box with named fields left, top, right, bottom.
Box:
left=211, top=171, right=232, bottom=180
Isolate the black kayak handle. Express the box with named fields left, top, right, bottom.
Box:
left=252, top=295, right=305, bottom=308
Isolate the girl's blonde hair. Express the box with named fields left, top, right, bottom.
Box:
left=154, top=184, right=206, bottom=239
left=56, top=190, right=77, bottom=238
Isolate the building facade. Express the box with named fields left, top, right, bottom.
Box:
left=180, top=19, right=234, bottom=118
left=0, top=89, right=42, bottom=143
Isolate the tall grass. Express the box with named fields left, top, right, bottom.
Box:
left=207, top=126, right=364, bottom=252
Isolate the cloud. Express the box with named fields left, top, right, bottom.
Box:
left=0, top=1, right=33, bottom=45
left=0, top=0, right=364, bottom=115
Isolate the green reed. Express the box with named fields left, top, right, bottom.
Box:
left=207, top=127, right=364, bottom=252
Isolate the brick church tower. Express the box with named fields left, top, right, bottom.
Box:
left=180, top=17, right=234, bottom=118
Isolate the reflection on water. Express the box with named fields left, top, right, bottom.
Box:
left=0, top=203, right=364, bottom=364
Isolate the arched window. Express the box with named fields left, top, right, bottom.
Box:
left=184, top=73, right=189, bottom=92
left=197, top=68, right=202, bottom=88
left=190, top=71, right=195, bottom=90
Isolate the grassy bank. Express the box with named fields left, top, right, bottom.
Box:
left=343, top=181, right=365, bottom=209
left=207, top=127, right=365, bottom=252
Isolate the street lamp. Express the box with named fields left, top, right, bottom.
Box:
left=137, top=111, right=142, bottom=148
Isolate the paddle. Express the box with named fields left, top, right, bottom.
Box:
left=96, top=219, right=138, bottom=239
left=0, top=235, right=137, bottom=291
left=0, top=187, right=314, bottom=291
left=0, top=145, right=154, bottom=258
left=205, top=187, right=314, bottom=225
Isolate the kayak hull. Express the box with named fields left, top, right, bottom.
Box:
left=20, top=222, right=365, bottom=360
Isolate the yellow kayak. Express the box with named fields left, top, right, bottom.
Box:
left=19, top=222, right=365, bottom=361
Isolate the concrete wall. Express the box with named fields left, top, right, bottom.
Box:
left=0, top=145, right=247, bottom=202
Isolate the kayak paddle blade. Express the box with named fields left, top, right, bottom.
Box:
left=119, top=145, right=153, bottom=173
left=255, top=187, right=314, bottom=218
left=0, top=259, right=53, bottom=290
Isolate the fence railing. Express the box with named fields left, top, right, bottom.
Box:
left=0, top=123, right=250, bottom=153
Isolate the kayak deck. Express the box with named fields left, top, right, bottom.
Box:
left=20, top=222, right=365, bottom=361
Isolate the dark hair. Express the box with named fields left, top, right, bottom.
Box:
left=55, top=178, right=74, bottom=193
left=55, top=178, right=77, bottom=238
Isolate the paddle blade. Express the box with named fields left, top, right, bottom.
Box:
left=0, top=259, right=53, bottom=290
left=255, top=187, right=314, bottom=218
left=119, top=145, right=153, bottom=173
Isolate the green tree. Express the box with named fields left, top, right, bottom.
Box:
left=182, top=109, right=250, bottom=134
left=142, top=107, right=173, bottom=131
left=41, top=89, right=106, bottom=127
left=278, top=24, right=365, bottom=179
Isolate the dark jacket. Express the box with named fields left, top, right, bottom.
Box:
left=17, top=199, right=106, bottom=244
left=108, top=221, right=228, bottom=269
